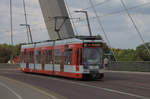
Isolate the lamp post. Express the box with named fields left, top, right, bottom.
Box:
left=10, top=0, right=14, bottom=64
left=75, top=10, right=92, bottom=36
left=20, top=24, right=33, bottom=43
left=22, top=0, right=30, bottom=43
left=10, top=0, right=13, bottom=45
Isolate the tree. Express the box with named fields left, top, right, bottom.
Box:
left=136, top=43, right=150, bottom=61
left=117, top=49, right=142, bottom=61
left=0, top=44, right=21, bottom=63
left=103, top=43, right=110, bottom=54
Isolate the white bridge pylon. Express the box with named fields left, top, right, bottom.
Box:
left=39, top=0, right=75, bottom=40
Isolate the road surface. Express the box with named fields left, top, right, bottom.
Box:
left=0, top=69, right=150, bottom=99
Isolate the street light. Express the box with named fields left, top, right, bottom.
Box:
left=75, top=10, right=92, bottom=36
left=10, top=0, right=13, bottom=45
left=20, top=24, right=33, bottom=43
left=10, top=0, right=14, bottom=64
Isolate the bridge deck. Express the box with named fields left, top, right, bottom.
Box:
left=0, top=69, right=150, bottom=99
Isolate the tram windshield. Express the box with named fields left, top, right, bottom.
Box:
left=83, top=48, right=102, bottom=65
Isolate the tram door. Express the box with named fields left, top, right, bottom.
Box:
left=60, top=51, right=65, bottom=72
left=76, top=48, right=79, bottom=68
left=25, top=49, right=29, bottom=69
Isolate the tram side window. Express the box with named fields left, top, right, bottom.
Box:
left=39, top=51, right=42, bottom=64
left=21, top=52, right=25, bottom=63
left=54, top=49, right=62, bottom=64
left=65, top=49, right=73, bottom=65
left=76, top=48, right=79, bottom=65
left=45, top=50, right=49, bottom=64
left=29, top=51, right=34, bottom=63
left=80, top=48, right=83, bottom=65
left=25, top=53, right=29, bottom=63
left=23, top=49, right=27, bottom=63
left=36, top=51, right=41, bottom=64
left=49, top=50, right=52, bottom=64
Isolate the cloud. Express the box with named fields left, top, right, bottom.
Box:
left=66, top=0, right=150, bottom=49
left=0, top=0, right=150, bottom=49
left=0, top=0, right=49, bottom=44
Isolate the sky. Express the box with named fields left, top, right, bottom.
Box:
left=0, top=0, right=150, bottom=49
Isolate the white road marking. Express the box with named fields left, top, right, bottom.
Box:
left=2, top=71, right=150, bottom=99
left=135, top=86, right=150, bottom=90
left=0, top=76, right=59, bottom=99
left=23, top=83, right=59, bottom=99
left=77, top=83, right=150, bottom=99
left=11, top=71, right=150, bottom=99
left=0, top=82, right=23, bottom=99
left=47, top=78, right=150, bottom=99
left=20, top=72, right=150, bottom=99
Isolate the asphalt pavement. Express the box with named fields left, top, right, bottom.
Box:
left=0, top=75, right=63, bottom=99
left=0, top=69, right=150, bottom=99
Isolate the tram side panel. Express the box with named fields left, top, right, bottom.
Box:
left=53, top=45, right=63, bottom=76
left=27, top=48, right=35, bottom=72
left=34, top=47, right=42, bottom=73
left=43, top=46, right=54, bottom=75
left=53, top=44, right=82, bottom=79
left=20, top=46, right=35, bottom=72
left=20, top=41, right=104, bottom=79
left=62, top=44, right=83, bottom=79
left=34, top=46, right=52, bottom=74
left=20, top=48, right=26, bottom=71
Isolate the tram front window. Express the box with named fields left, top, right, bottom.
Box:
left=83, top=48, right=102, bottom=66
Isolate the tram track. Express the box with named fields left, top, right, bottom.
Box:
left=0, top=69, right=150, bottom=99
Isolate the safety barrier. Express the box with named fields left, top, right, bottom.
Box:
left=107, top=61, right=150, bottom=72
left=0, top=64, right=20, bottom=69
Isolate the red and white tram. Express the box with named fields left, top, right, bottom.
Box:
left=20, top=36, right=104, bottom=79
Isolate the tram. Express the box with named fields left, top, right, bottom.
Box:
left=20, top=36, right=104, bottom=79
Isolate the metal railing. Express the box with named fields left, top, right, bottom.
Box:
left=107, top=61, right=150, bottom=72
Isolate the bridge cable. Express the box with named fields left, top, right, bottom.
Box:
left=89, top=1, right=150, bottom=20
left=64, top=0, right=79, bottom=36
left=70, top=0, right=111, bottom=15
left=22, top=0, right=30, bottom=43
left=70, top=1, right=150, bottom=23
left=9, top=0, right=13, bottom=45
left=9, top=0, right=14, bottom=64
left=88, top=0, right=118, bottom=62
left=120, top=0, right=150, bottom=56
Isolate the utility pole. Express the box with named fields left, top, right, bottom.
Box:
left=75, top=10, right=92, bottom=36
left=9, top=0, right=14, bottom=64
left=20, top=24, right=33, bottom=43
left=10, top=0, right=13, bottom=45
left=23, top=0, right=30, bottom=43
left=28, top=25, right=33, bottom=43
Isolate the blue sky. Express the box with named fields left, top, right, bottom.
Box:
left=0, top=0, right=150, bottom=49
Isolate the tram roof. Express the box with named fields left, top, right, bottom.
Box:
left=21, top=36, right=103, bottom=49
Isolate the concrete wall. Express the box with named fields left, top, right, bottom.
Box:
left=39, top=0, right=75, bottom=40
left=107, top=62, right=150, bottom=72
left=0, top=64, right=20, bottom=69
left=1, top=62, right=150, bottom=72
